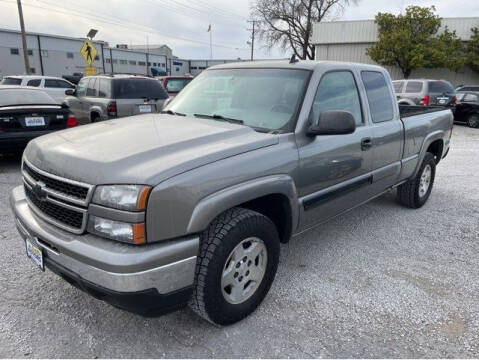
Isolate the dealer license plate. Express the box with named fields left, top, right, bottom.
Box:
left=25, top=117, right=45, bottom=126
left=25, top=237, right=44, bottom=271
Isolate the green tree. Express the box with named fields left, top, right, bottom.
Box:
left=467, top=27, right=479, bottom=72
left=367, top=6, right=465, bottom=78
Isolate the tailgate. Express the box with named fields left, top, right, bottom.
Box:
left=0, top=105, right=70, bottom=132
left=116, top=99, right=164, bottom=117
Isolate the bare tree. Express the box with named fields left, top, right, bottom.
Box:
left=251, top=0, right=357, bottom=59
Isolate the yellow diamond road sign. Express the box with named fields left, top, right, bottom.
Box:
left=80, top=39, right=98, bottom=65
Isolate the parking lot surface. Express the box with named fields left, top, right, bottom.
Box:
left=0, top=125, right=478, bottom=358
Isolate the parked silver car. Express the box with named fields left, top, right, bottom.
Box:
left=393, top=79, right=456, bottom=107
left=63, top=74, right=169, bottom=124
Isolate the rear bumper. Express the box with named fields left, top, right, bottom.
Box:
left=10, top=185, right=199, bottom=315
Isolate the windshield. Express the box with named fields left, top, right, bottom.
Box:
left=1, top=77, right=22, bottom=85
left=165, top=68, right=311, bottom=132
left=165, top=78, right=192, bottom=93
left=112, top=78, right=169, bottom=99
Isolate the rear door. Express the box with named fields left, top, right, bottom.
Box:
left=361, top=71, right=403, bottom=189
left=297, top=70, right=374, bottom=228
left=428, top=81, right=456, bottom=106
left=67, top=78, right=88, bottom=123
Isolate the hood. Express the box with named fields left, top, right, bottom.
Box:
left=25, top=114, right=278, bottom=185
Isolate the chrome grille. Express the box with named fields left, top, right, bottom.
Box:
left=23, top=161, right=89, bottom=201
left=22, top=159, right=93, bottom=234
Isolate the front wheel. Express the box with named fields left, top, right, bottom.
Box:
left=189, top=208, right=280, bottom=325
left=397, top=152, right=436, bottom=208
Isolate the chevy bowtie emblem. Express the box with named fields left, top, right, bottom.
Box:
left=32, top=181, right=47, bottom=201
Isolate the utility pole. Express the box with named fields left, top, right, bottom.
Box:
left=247, top=20, right=256, bottom=61
left=17, top=0, right=31, bottom=74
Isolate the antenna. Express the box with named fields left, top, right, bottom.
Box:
left=289, top=54, right=299, bottom=64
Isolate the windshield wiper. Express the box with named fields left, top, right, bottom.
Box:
left=161, top=109, right=186, bottom=116
left=194, top=113, right=244, bottom=125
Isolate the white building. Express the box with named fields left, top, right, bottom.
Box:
left=312, top=17, right=479, bottom=85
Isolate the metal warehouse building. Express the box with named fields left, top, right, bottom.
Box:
left=0, top=28, right=257, bottom=79
left=312, top=17, right=479, bottom=85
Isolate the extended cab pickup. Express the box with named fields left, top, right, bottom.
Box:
left=10, top=61, right=453, bottom=325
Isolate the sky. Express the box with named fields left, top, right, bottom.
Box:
left=0, top=0, right=478, bottom=60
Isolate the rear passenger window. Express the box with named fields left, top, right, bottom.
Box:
left=86, top=78, right=97, bottom=97
left=361, top=71, right=394, bottom=123
left=98, top=79, right=111, bottom=98
left=311, top=71, right=363, bottom=126
left=393, top=81, right=404, bottom=93
left=27, top=79, right=41, bottom=87
left=44, top=79, right=59, bottom=88
left=405, top=81, right=423, bottom=93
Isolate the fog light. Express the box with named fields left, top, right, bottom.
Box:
left=87, top=215, right=145, bottom=244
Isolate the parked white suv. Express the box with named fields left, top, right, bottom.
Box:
left=0, top=75, right=76, bottom=104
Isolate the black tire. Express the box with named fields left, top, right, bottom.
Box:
left=467, top=114, right=479, bottom=128
left=397, top=152, right=436, bottom=208
left=91, top=113, right=100, bottom=123
left=189, top=207, right=280, bottom=325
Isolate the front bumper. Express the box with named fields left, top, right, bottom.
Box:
left=10, top=185, right=199, bottom=315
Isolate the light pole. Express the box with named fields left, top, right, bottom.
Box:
left=16, top=0, right=30, bottom=74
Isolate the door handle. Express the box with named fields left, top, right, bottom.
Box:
left=361, top=137, right=373, bottom=151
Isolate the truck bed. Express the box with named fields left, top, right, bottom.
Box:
left=399, top=105, right=449, bottom=118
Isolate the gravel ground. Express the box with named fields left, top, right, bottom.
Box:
left=0, top=125, right=478, bottom=358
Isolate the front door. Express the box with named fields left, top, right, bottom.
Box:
left=297, top=70, right=374, bottom=230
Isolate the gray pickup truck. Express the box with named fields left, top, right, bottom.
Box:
left=10, top=60, right=453, bottom=325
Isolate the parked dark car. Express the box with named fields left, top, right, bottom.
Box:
left=454, top=92, right=479, bottom=128
left=393, top=79, right=457, bottom=107
left=0, top=86, right=77, bottom=152
left=157, top=75, right=193, bottom=98
left=456, top=85, right=479, bottom=93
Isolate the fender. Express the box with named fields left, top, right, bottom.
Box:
left=186, top=174, right=299, bottom=234
left=398, top=99, right=415, bottom=106
left=412, top=130, right=445, bottom=177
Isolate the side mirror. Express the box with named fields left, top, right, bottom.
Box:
left=307, top=110, right=356, bottom=136
left=65, top=89, right=75, bottom=96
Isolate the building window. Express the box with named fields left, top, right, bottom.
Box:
left=153, top=62, right=157, bottom=67
left=112, top=59, right=118, bottom=64
left=27, top=49, right=33, bottom=56
left=119, top=59, right=127, bottom=65
left=95, top=55, right=100, bottom=60
left=10, top=48, right=19, bottom=55
left=106, top=58, right=111, bottom=63
left=41, top=50, right=48, bottom=57
left=30, top=68, right=35, bottom=74
left=161, top=63, right=165, bottom=67
left=138, top=61, right=146, bottom=66
left=129, top=60, right=137, bottom=65
left=147, top=62, right=151, bottom=66
left=67, top=52, right=74, bottom=59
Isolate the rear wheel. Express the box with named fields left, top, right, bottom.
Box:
left=467, top=114, right=479, bottom=128
left=91, top=113, right=101, bottom=123
left=189, top=208, right=280, bottom=325
left=397, top=152, right=436, bottom=208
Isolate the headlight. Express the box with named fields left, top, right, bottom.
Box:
left=92, top=185, right=151, bottom=211
left=87, top=215, right=146, bottom=244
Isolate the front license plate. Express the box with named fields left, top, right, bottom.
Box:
left=26, top=237, right=44, bottom=271
left=25, top=117, right=45, bottom=126
left=139, top=105, right=152, bottom=113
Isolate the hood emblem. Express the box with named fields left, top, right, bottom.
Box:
left=32, top=181, right=47, bottom=201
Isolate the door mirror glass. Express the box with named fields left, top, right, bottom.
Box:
left=65, top=89, right=75, bottom=96
left=307, top=110, right=356, bottom=136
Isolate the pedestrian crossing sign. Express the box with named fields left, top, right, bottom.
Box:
left=80, top=39, right=98, bottom=65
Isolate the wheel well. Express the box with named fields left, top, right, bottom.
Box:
left=426, top=139, right=444, bottom=164
left=239, top=194, right=292, bottom=243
